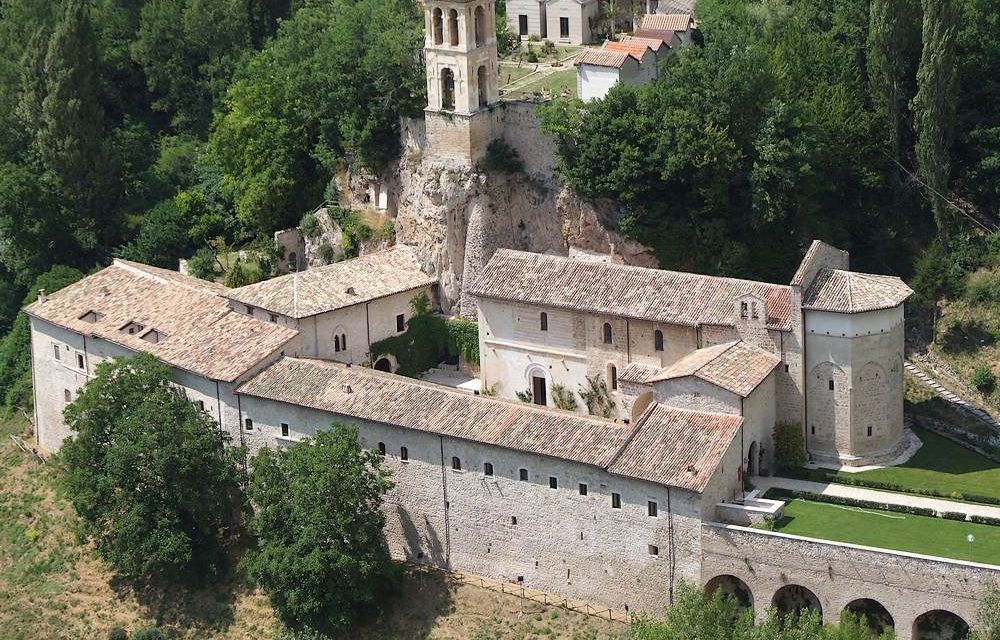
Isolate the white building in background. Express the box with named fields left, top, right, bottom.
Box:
left=507, top=0, right=601, bottom=44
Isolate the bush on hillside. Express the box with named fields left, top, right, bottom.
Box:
left=107, top=627, right=127, bottom=640
left=971, top=364, right=997, bottom=394
left=965, top=268, right=1000, bottom=304
left=132, top=629, right=167, bottom=640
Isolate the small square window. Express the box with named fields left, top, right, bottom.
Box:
left=611, top=492, right=621, bottom=509
left=53, top=344, right=60, bottom=360
left=244, top=418, right=253, bottom=430
left=519, top=468, right=528, bottom=481
left=396, top=313, right=405, bottom=332
left=76, top=353, right=85, bottom=369
left=484, top=462, right=494, bottom=476
left=270, top=314, right=278, bottom=323
left=548, top=476, right=558, bottom=489
left=511, top=516, right=518, bottom=525
left=648, top=500, right=658, bottom=517
left=829, top=380, right=835, bottom=391
left=578, top=483, right=588, bottom=496
left=648, top=544, right=659, bottom=556
left=281, top=423, right=289, bottom=437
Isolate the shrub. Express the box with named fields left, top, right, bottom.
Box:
left=578, top=375, right=614, bottom=418
left=941, top=511, right=968, bottom=521
left=132, top=628, right=167, bottom=640
left=550, top=383, right=579, bottom=411
left=515, top=388, right=533, bottom=403
left=525, top=43, right=539, bottom=62
left=317, top=243, right=337, bottom=265
left=300, top=212, right=321, bottom=238
left=773, top=422, right=806, bottom=471
left=541, top=40, right=556, bottom=57
left=224, top=256, right=263, bottom=288
left=187, top=247, right=217, bottom=281
left=477, top=139, right=525, bottom=174
left=107, top=627, right=128, bottom=640
left=766, top=488, right=937, bottom=517
left=965, top=269, right=1000, bottom=304
left=971, top=364, right=997, bottom=394
left=446, top=318, right=480, bottom=362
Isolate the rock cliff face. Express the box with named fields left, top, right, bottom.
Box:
left=349, top=103, right=656, bottom=316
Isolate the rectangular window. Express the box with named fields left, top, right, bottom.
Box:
left=396, top=313, right=405, bottom=332
left=867, top=426, right=873, bottom=437
left=532, top=375, right=546, bottom=406
left=246, top=305, right=254, bottom=315
left=519, top=468, right=529, bottom=481
left=648, top=544, right=659, bottom=556
left=611, top=492, right=621, bottom=509
left=829, top=380, right=835, bottom=391
left=518, top=14, right=528, bottom=36
left=76, top=353, right=85, bottom=370
left=244, top=418, right=253, bottom=431
left=196, top=400, right=205, bottom=411
left=548, top=476, right=558, bottom=489
left=270, top=314, right=278, bottom=323
left=559, top=16, right=569, bottom=38
left=281, top=423, right=289, bottom=437
left=484, top=462, right=494, bottom=476
left=53, top=344, right=60, bottom=360
left=784, top=363, right=789, bottom=373
left=648, top=500, right=658, bottom=517
left=811, top=425, right=815, bottom=435
left=578, top=483, right=588, bottom=496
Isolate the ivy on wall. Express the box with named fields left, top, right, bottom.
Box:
left=551, top=383, right=579, bottom=412
left=774, top=422, right=807, bottom=471
left=370, top=294, right=481, bottom=377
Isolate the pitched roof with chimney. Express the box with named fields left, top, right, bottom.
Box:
left=24, top=260, right=298, bottom=382
left=575, top=48, right=634, bottom=68
left=225, top=245, right=437, bottom=319
left=625, top=341, right=780, bottom=397
left=802, top=269, right=913, bottom=314
left=641, top=13, right=692, bottom=32
left=468, top=249, right=794, bottom=330
left=237, top=357, right=741, bottom=493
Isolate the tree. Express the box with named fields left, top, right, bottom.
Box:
left=244, top=423, right=397, bottom=632
left=116, top=198, right=194, bottom=268
left=60, top=353, right=245, bottom=582
left=867, top=0, right=920, bottom=163
left=911, top=0, right=960, bottom=245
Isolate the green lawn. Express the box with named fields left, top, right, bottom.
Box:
left=800, top=426, right=1000, bottom=500
left=498, top=63, right=536, bottom=86
left=774, top=498, right=1000, bottom=565
left=504, top=68, right=577, bottom=100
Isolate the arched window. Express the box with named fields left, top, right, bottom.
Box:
left=654, top=329, right=664, bottom=352
left=288, top=251, right=297, bottom=272
left=540, top=312, right=548, bottom=331
left=341, top=333, right=347, bottom=350
left=400, top=446, right=409, bottom=461
left=451, top=456, right=462, bottom=470
left=474, top=6, right=485, bottom=46
left=608, top=364, right=618, bottom=390
left=441, top=68, right=455, bottom=110
left=477, top=64, right=488, bottom=108
left=432, top=8, right=443, bottom=44
left=603, top=322, right=613, bottom=344
left=378, top=442, right=386, bottom=455
left=448, top=9, right=459, bottom=46
left=334, top=335, right=341, bottom=352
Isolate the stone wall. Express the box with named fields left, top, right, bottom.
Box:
left=700, top=524, right=999, bottom=639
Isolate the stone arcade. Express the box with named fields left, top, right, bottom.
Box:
left=26, top=240, right=998, bottom=638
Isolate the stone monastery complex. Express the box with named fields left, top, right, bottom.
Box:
left=22, top=0, right=1000, bottom=637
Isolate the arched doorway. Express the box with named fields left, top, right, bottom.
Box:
left=844, top=599, right=894, bottom=636
left=441, top=68, right=455, bottom=110
left=704, top=575, right=753, bottom=612
left=772, top=584, right=821, bottom=619
left=747, top=441, right=758, bottom=476
left=374, top=358, right=392, bottom=372
left=912, top=610, right=969, bottom=640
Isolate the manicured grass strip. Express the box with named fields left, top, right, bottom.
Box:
left=788, top=426, right=1000, bottom=504
left=774, top=498, right=1000, bottom=566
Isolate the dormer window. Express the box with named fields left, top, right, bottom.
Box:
left=140, top=328, right=164, bottom=344
left=740, top=301, right=748, bottom=318
left=245, top=305, right=255, bottom=316
left=78, top=310, right=102, bottom=323
left=121, top=321, right=145, bottom=335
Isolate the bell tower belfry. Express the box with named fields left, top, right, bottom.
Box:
left=423, top=0, right=500, bottom=163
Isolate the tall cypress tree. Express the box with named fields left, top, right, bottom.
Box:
left=35, top=0, right=118, bottom=255
left=911, top=0, right=960, bottom=245
left=867, top=0, right=920, bottom=164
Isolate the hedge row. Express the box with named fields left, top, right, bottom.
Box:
left=781, top=467, right=1000, bottom=507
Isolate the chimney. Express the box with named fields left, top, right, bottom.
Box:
left=37, top=289, right=46, bottom=303
left=342, top=383, right=352, bottom=394
left=345, top=286, right=356, bottom=295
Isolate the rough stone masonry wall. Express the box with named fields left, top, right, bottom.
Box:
left=700, top=524, right=999, bottom=640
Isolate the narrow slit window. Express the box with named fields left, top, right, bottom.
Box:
left=829, top=380, right=835, bottom=391
left=612, top=492, right=621, bottom=509
left=378, top=442, right=386, bottom=455
left=400, top=446, right=409, bottom=461
left=867, top=426, right=873, bottom=437
left=244, top=418, right=253, bottom=431
left=53, top=344, right=60, bottom=360
left=484, top=462, right=494, bottom=476
left=548, top=476, right=558, bottom=489
left=603, top=322, right=613, bottom=345
left=540, top=312, right=548, bottom=331
left=648, top=500, right=658, bottom=517
left=76, top=353, right=85, bottom=369
left=281, top=423, right=289, bottom=437
left=396, top=313, right=405, bottom=332
left=654, top=329, right=664, bottom=352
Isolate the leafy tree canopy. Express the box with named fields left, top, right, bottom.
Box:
left=244, top=422, right=398, bottom=632
left=60, top=353, right=246, bottom=582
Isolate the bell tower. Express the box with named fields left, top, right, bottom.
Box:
left=423, top=0, right=500, bottom=163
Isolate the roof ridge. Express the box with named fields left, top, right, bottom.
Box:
left=112, top=259, right=222, bottom=296
left=603, top=401, right=657, bottom=471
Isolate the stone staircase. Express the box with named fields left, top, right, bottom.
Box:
left=904, top=360, right=1000, bottom=431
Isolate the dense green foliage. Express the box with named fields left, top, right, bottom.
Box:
left=773, top=422, right=806, bottom=471
left=631, top=583, right=894, bottom=639
left=371, top=294, right=479, bottom=376
left=244, top=423, right=397, bottom=633
left=972, top=583, right=1000, bottom=640
left=59, top=354, right=245, bottom=582
left=539, top=0, right=1000, bottom=281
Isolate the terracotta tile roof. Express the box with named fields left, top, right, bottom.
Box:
left=575, top=49, right=633, bottom=68
left=802, top=269, right=913, bottom=313
left=632, top=28, right=676, bottom=46
left=656, top=0, right=695, bottom=13
left=619, top=362, right=663, bottom=384
left=641, top=13, right=692, bottom=32
left=468, top=249, right=794, bottom=330
left=648, top=341, right=780, bottom=396
left=24, top=260, right=298, bottom=382
left=608, top=404, right=742, bottom=492
left=226, top=245, right=437, bottom=319
left=790, top=239, right=848, bottom=287
left=618, top=35, right=665, bottom=52
left=238, top=358, right=740, bottom=492
left=605, top=40, right=653, bottom=58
